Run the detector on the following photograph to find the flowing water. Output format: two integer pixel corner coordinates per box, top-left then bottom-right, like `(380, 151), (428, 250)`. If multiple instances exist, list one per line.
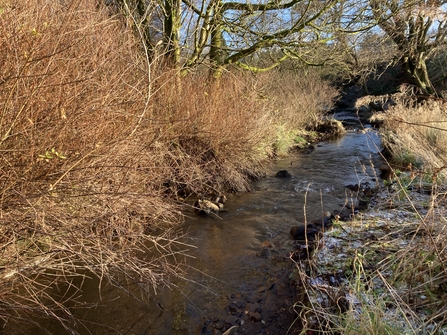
(25, 126), (384, 335)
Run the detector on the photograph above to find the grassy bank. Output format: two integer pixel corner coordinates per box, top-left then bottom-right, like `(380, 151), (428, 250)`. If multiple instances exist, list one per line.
(0, 0), (338, 331)
(292, 92), (447, 334)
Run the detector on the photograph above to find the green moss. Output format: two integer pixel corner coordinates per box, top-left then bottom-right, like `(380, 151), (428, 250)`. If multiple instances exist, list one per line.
(272, 126), (319, 155)
(293, 135), (307, 144)
(272, 125), (295, 155)
(393, 151), (423, 169)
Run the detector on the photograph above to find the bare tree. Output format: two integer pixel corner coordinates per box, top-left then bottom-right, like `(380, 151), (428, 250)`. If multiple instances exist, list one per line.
(164, 0), (182, 65)
(182, 0), (338, 76)
(369, 0), (447, 95)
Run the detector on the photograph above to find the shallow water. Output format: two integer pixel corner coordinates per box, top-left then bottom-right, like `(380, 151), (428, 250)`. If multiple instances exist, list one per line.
(24, 128), (383, 335)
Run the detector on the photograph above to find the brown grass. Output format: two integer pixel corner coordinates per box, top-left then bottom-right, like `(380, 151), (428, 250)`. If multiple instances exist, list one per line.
(260, 69), (339, 129)
(291, 183), (447, 334)
(291, 91), (447, 333)
(148, 70), (277, 195)
(0, 0), (188, 331)
(374, 92), (447, 175)
(0, 0), (338, 332)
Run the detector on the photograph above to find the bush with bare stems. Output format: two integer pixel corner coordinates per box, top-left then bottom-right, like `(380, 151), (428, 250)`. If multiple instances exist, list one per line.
(0, 0), (338, 332)
(0, 0), (192, 332)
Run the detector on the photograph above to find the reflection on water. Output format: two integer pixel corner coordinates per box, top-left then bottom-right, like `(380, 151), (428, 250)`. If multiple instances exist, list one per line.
(24, 130), (383, 335)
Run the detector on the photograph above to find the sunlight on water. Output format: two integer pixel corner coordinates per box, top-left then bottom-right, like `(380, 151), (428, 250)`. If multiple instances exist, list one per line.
(27, 130), (384, 335)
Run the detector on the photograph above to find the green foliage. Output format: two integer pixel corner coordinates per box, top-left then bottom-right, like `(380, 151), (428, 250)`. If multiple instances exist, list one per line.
(340, 301), (405, 335)
(293, 135), (307, 144)
(272, 126), (295, 155)
(273, 136), (293, 156)
(38, 148), (66, 162)
(393, 151), (423, 169)
(273, 130), (314, 155)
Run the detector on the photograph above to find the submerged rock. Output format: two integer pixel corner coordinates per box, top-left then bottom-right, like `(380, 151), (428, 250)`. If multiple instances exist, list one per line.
(275, 170), (292, 178)
(290, 212), (339, 243)
(289, 223), (321, 241)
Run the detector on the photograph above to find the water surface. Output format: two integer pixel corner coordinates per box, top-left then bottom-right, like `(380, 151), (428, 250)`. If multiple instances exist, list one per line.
(25, 129), (383, 335)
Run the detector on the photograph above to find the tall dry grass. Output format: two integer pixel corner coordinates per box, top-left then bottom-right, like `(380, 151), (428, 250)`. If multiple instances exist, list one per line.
(248, 69), (339, 155)
(0, 0), (338, 332)
(291, 92), (447, 335)
(261, 69), (339, 129)
(377, 93), (447, 174)
(147, 71), (277, 195)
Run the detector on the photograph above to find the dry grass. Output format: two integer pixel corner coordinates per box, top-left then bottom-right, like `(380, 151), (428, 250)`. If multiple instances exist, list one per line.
(252, 69), (339, 156)
(289, 114), (447, 334)
(0, 0), (188, 331)
(289, 88), (447, 333)
(0, 0), (338, 332)
(292, 182), (447, 334)
(261, 70), (339, 130)
(373, 91), (447, 175)
(148, 70), (277, 195)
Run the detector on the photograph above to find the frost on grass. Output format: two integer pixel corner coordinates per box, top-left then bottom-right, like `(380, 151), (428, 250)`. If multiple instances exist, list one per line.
(293, 177), (447, 334)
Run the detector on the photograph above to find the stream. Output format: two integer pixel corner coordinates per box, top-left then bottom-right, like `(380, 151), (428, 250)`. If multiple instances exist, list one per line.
(26, 122), (384, 335)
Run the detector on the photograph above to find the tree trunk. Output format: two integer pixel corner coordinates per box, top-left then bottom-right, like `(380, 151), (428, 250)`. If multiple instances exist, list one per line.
(209, 13), (228, 78)
(164, 0), (181, 67)
(136, 0), (154, 56)
(402, 53), (435, 95)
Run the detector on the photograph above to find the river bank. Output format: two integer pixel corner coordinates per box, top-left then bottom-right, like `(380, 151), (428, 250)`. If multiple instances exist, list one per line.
(15, 126), (382, 335)
(2, 3), (447, 334)
(195, 88), (447, 335)
(288, 86), (447, 335)
(167, 127), (386, 335)
(4, 107), (446, 335)
(206, 155), (447, 335)
(296, 173), (447, 334)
